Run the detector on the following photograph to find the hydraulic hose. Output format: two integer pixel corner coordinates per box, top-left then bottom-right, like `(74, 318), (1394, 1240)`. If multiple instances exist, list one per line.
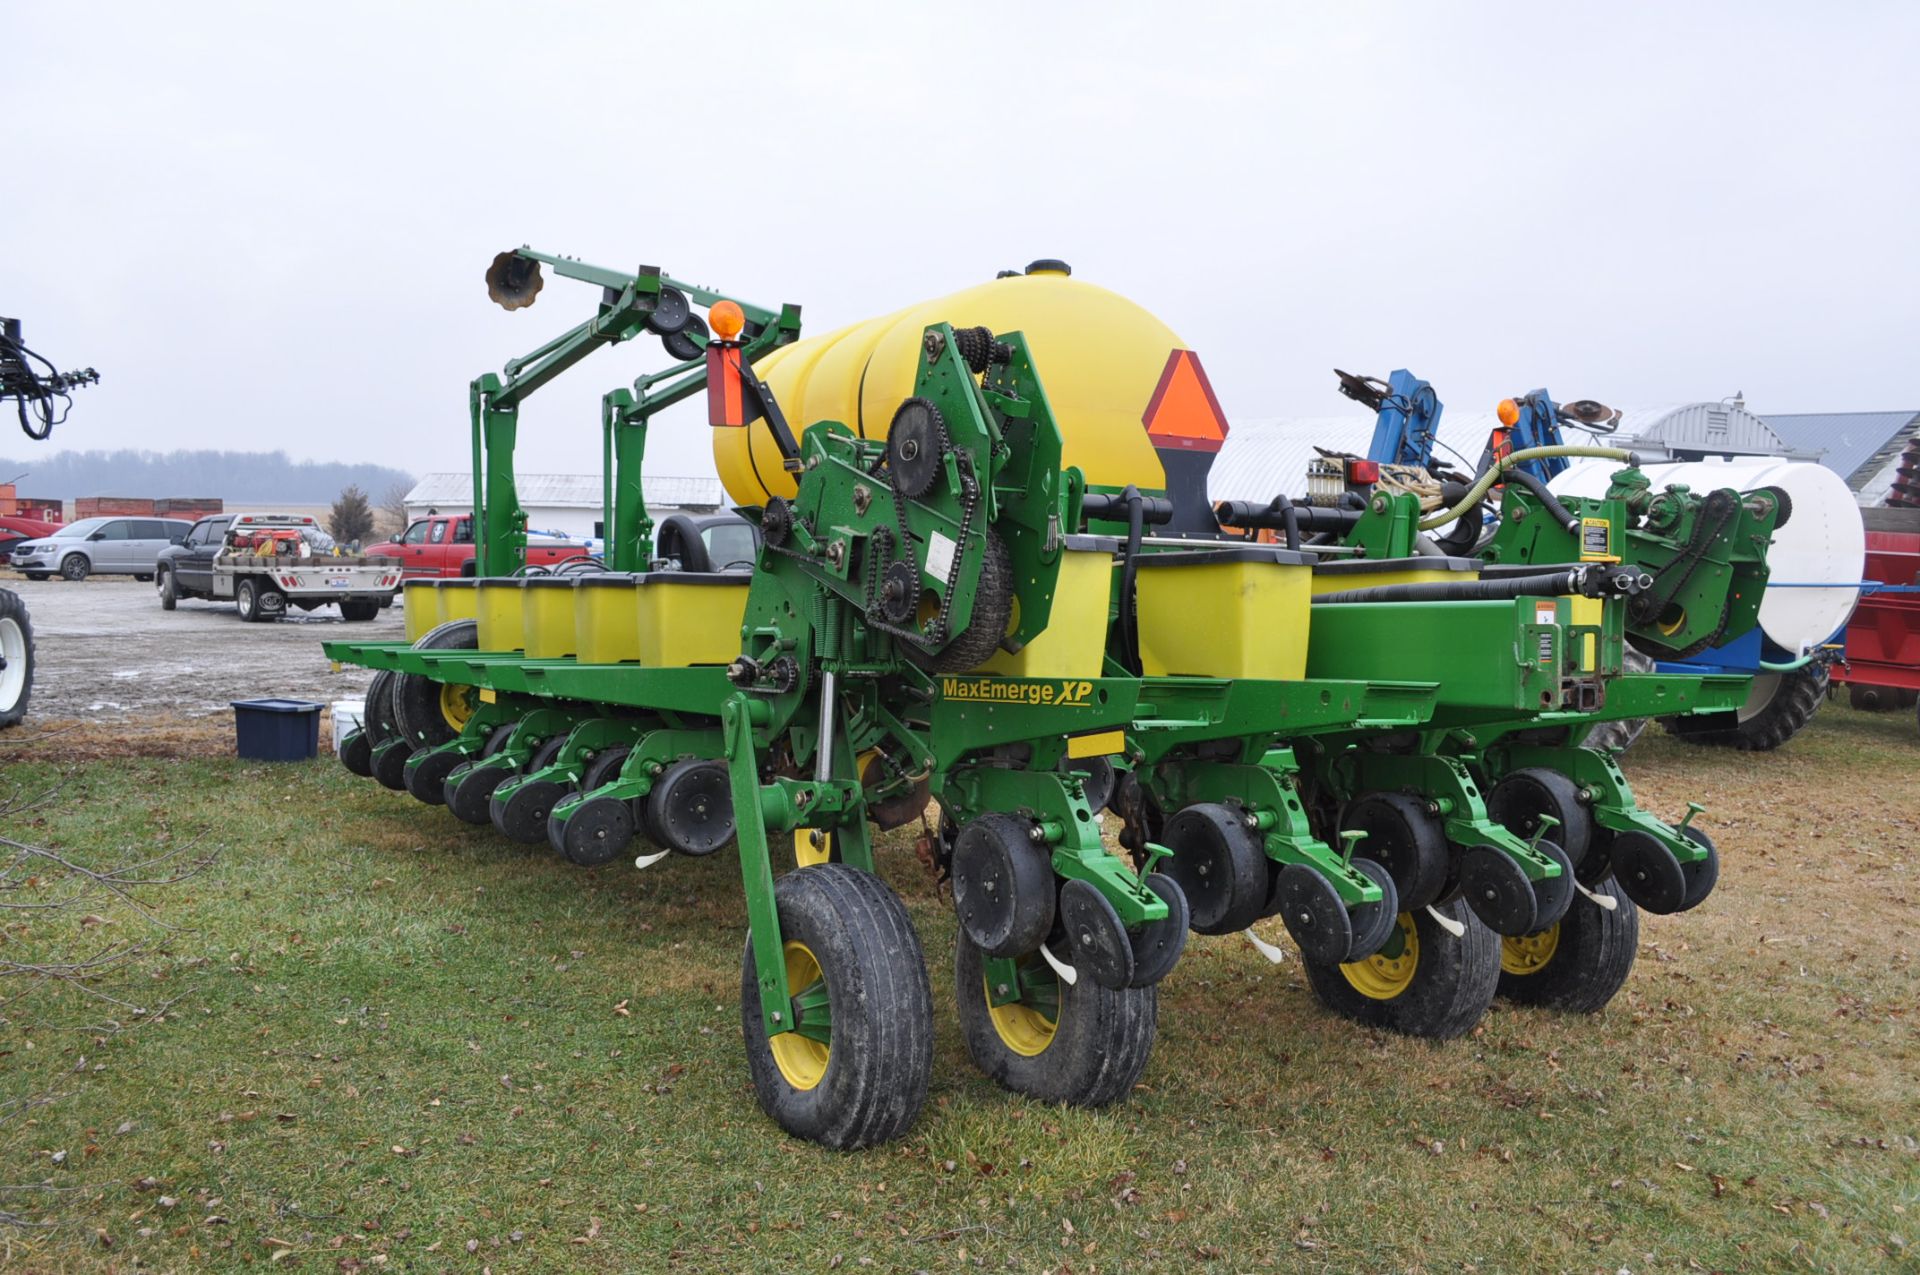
(1416, 445), (1637, 532)
(1214, 500), (1358, 537)
(1312, 562), (1641, 605)
(1500, 466), (1583, 533)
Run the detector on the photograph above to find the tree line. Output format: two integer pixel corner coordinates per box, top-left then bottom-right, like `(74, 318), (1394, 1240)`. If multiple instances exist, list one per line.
(0, 448), (414, 504)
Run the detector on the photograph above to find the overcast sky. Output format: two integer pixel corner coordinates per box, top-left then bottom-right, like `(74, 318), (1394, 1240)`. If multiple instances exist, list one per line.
(8, 2), (1917, 484)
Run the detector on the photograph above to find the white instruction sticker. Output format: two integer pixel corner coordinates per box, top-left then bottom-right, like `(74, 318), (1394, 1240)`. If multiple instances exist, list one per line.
(1534, 601), (1557, 626)
(924, 531), (956, 581)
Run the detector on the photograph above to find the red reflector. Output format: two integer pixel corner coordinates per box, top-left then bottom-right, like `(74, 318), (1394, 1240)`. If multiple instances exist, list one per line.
(706, 345), (745, 428)
(1347, 459), (1380, 483)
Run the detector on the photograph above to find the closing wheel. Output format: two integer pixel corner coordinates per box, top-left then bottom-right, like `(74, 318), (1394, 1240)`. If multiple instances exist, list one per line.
(1343, 857), (1401, 962)
(1527, 839), (1577, 932)
(1487, 767), (1593, 867)
(403, 746), (463, 806)
(1273, 864), (1355, 964)
(446, 760), (513, 825)
(1058, 879), (1134, 990)
(1302, 898), (1500, 1040)
(1340, 791), (1450, 912)
(392, 619), (479, 749)
(1159, 802), (1269, 936)
(951, 813), (1056, 959)
(553, 797), (634, 868)
(1127, 873), (1189, 988)
(647, 758), (735, 856)
(1458, 846), (1539, 936)
(1677, 825), (1718, 912)
(490, 736), (569, 845)
(740, 865), (933, 1149)
(1608, 830), (1688, 914)
(1497, 874), (1640, 1013)
(370, 739), (413, 791)
(956, 928), (1157, 1108)
(338, 729), (373, 778)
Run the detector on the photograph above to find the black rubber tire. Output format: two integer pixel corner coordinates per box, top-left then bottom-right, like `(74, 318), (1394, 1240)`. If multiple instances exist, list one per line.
(1341, 791), (1451, 913)
(1677, 825), (1719, 912)
(0, 589), (35, 728)
(1159, 802), (1269, 936)
(951, 812), (1057, 958)
(370, 739), (413, 791)
(1486, 767), (1593, 868)
(340, 598), (380, 622)
(1584, 644), (1656, 751)
(1344, 857), (1401, 961)
(393, 619), (480, 749)
(135, 573), (153, 583)
(955, 928), (1157, 1108)
(446, 760), (513, 825)
(1496, 874), (1639, 1013)
(236, 577), (262, 622)
(362, 670), (400, 748)
(59, 554), (89, 582)
(339, 729), (373, 778)
(740, 865), (933, 1149)
(926, 531), (1012, 674)
(157, 568), (177, 611)
(1662, 665), (1829, 751)
(1848, 683), (1916, 712)
(1302, 898), (1500, 1040)
(23, 572), (48, 582)
(404, 746), (463, 806)
(491, 736), (570, 844)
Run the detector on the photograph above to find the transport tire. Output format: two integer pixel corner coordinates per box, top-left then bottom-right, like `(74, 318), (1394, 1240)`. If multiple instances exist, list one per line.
(0, 590), (34, 728)
(1496, 874), (1638, 1013)
(157, 567), (177, 611)
(955, 927), (1157, 1108)
(59, 553), (90, 582)
(392, 620), (479, 749)
(1662, 665), (1829, 751)
(1302, 897), (1499, 1040)
(740, 865), (933, 1149)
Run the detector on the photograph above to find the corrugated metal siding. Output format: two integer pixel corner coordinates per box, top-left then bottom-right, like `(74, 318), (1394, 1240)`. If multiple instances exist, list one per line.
(1761, 411), (1920, 488)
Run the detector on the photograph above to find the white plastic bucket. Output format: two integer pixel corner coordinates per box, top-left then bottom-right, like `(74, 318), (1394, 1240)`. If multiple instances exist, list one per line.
(331, 699), (366, 754)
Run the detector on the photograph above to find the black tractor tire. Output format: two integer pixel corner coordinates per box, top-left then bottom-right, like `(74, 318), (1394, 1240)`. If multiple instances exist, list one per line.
(1496, 874), (1639, 1013)
(157, 567), (178, 611)
(0, 589), (35, 728)
(1302, 897), (1500, 1040)
(1662, 665), (1829, 751)
(59, 554), (90, 582)
(740, 865), (933, 1149)
(392, 619), (479, 749)
(955, 928), (1157, 1108)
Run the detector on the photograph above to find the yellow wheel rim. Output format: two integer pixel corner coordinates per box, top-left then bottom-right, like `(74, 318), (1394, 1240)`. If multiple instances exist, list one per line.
(439, 682), (476, 732)
(768, 941), (830, 1091)
(1500, 923), (1561, 977)
(794, 828), (831, 868)
(1340, 912), (1420, 1001)
(1657, 608), (1687, 637)
(984, 962), (1060, 1058)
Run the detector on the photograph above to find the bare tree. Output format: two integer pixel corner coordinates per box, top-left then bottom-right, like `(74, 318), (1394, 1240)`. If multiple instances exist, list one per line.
(378, 481), (413, 538)
(0, 775), (216, 1228)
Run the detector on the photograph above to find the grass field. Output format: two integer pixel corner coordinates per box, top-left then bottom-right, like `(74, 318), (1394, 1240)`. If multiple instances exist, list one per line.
(2, 705), (1916, 1273)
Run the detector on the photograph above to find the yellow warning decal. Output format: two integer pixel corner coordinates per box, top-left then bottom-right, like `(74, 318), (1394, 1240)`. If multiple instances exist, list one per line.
(939, 677), (1096, 707)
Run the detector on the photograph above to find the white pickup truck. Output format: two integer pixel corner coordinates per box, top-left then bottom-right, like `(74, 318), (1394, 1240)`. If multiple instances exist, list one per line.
(155, 512), (402, 622)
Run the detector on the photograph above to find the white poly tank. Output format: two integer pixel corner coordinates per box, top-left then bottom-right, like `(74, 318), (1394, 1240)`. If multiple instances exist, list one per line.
(1551, 458), (1865, 655)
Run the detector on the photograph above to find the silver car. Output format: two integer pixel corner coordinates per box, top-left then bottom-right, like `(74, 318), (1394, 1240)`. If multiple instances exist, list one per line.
(9, 516), (194, 581)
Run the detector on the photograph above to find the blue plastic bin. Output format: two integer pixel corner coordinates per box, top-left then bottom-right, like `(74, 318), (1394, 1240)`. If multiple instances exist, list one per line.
(231, 698), (324, 762)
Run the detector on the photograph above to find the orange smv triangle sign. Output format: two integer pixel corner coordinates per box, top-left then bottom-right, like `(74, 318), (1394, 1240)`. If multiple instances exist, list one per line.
(1142, 350), (1229, 453)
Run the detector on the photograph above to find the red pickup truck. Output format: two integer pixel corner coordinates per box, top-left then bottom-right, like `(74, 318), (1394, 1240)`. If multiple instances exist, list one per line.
(370, 515), (592, 579)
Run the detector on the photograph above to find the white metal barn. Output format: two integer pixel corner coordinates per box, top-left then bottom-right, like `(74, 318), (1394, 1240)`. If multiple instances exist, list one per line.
(401, 473), (728, 542)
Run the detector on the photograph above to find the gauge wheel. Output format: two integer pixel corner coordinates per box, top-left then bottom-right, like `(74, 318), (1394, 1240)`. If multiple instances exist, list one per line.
(1302, 897), (1499, 1040)
(955, 926), (1157, 1107)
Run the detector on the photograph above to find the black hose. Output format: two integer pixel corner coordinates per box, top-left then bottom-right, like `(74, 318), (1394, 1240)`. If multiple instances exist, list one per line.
(1313, 570), (1588, 605)
(1501, 467), (1581, 532)
(1215, 500), (1358, 536)
(1432, 480), (1483, 556)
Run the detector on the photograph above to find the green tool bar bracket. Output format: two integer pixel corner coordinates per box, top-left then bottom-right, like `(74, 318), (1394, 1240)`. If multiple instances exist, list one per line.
(923, 676), (1140, 772)
(547, 725), (722, 825)
(1128, 676), (1438, 762)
